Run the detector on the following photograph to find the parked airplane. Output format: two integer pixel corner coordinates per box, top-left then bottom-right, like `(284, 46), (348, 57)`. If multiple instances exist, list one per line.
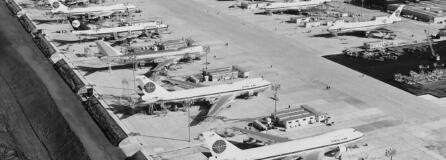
(136, 76), (271, 117)
(48, 0), (137, 17)
(327, 5), (404, 36)
(69, 18), (168, 39)
(202, 128), (364, 160)
(96, 40), (204, 69)
(55, 0), (89, 6)
(261, 0), (332, 15)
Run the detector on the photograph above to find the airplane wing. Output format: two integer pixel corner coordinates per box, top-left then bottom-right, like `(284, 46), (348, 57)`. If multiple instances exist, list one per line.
(231, 127), (289, 144)
(92, 11), (114, 18)
(165, 78), (206, 89)
(207, 94), (236, 117)
(143, 59), (176, 78)
(152, 59), (175, 71)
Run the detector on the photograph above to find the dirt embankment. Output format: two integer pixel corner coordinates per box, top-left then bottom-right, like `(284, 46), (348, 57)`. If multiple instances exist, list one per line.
(0, 2), (125, 160)
(0, 38), (90, 160)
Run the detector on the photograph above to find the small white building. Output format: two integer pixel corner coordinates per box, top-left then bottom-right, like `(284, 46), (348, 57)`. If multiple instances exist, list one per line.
(271, 105), (328, 129)
(280, 113), (316, 129)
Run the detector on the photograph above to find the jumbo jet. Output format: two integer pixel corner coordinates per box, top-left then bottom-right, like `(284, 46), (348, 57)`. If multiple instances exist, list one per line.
(261, 0), (332, 15)
(136, 76), (271, 118)
(70, 20), (168, 39)
(48, 0), (137, 17)
(202, 128), (364, 160)
(327, 5), (404, 36)
(96, 40), (203, 69)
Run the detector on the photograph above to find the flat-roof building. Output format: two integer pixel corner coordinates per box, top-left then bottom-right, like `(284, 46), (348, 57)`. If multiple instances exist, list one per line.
(271, 105), (328, 129)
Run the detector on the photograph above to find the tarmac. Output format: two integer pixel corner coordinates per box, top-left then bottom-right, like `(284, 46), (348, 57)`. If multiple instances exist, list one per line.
(123, 0), (446, 159)
(10, 0), (446, 159)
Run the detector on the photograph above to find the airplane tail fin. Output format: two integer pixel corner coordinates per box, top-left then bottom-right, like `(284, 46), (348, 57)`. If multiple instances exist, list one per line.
(96, 40), (123, 57)
(68, 18), (90, 31)
(49, 0), (69, 14)
(135, 76), (169, 103)
(201, 131), (241, 160)
(389, 5), (404, 22)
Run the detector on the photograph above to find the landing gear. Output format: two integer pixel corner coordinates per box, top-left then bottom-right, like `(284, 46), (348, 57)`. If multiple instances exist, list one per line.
(266, 11), (272, 16)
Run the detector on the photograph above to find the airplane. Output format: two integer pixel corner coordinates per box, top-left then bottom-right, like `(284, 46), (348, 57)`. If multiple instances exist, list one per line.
(135, 76), (271, 118)
(327, 5), (405, 37)
(202, 128), (364, 160)
(260, 0), (332, 15)
(70, 20), (168, 39)
(49, 0), (89, 6)
(48, 0), (137, 18)
(96, 40), (204, 70)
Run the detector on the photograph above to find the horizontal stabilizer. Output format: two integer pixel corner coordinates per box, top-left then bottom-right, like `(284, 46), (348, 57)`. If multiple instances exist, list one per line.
(231, 127), (290, 144)
(165, 78), (206, 89)
(96, 40), (123, 56)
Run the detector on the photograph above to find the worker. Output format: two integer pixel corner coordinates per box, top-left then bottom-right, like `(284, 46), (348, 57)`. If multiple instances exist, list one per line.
(288, 105), (291, 109)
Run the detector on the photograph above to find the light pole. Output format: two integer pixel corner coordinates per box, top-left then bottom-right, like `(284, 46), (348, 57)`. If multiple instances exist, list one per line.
(385, 148), (396, 160)
(271, 84), (281, 113)
(185, 99), (193, 142)
(204, 46), (210, 72)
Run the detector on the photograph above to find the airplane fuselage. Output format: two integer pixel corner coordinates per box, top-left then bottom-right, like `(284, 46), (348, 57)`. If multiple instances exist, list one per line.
(327, 5), (405, 35)
(138, 77), (271, 104)
(327, 17), (395, 34)
(56, 4), (136, 15)
(162, 78), (271, 102)
(261, 0), (331, 12)
(72, 22), (168, 37)
(205, 128), (364, 160)
(106, 45), (204, 64)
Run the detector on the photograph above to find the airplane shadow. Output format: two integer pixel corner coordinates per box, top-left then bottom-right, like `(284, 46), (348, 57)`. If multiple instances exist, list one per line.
(229, 140), (262, 150)
(108, 104), (149, 119)
(311, 33), (337, 38)
(189, 103), (211, 127)
(220, 117), (259, 123)
(312, 31), (366, 38)
(76, 64), (137, 76)
(254, 10), (301, 16)
(33, 19), (64, 25)
(312, 29), (393, 38)
(128, 132), (188, 142)
(52, 38), (99, 46)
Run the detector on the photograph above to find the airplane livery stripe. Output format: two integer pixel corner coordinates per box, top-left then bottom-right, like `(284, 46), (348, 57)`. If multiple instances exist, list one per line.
(256, 137), (362, 160)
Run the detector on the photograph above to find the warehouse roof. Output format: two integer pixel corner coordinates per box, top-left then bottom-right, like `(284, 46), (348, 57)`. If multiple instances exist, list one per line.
(271, 107), (305, 117)
(280, 113), (314, 123)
